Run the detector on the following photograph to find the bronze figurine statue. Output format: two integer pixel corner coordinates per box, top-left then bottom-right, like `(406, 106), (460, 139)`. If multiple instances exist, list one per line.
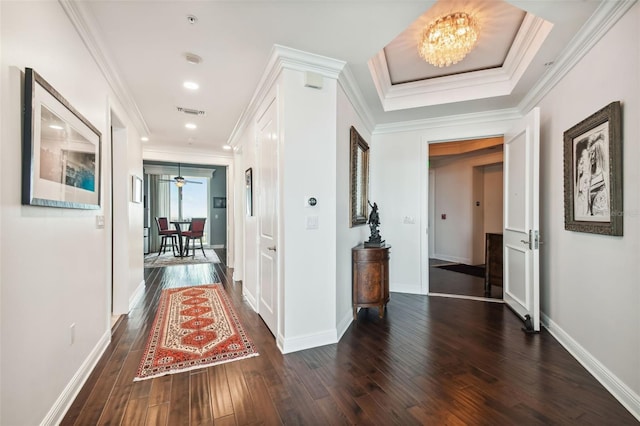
(365, 200), (385, 247)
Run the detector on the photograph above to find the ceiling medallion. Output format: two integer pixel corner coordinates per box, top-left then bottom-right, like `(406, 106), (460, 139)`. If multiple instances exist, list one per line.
(418, 12), (479, 67)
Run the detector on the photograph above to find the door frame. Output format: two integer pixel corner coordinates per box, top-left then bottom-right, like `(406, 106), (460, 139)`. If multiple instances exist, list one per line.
(420, 118), (520, 297)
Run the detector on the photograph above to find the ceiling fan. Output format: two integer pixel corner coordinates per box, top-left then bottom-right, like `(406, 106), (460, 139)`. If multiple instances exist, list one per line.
(160, 163), (202, 187)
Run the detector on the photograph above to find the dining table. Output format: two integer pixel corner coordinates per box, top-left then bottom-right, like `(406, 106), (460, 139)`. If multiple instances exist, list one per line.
(170, 220), (192, 257)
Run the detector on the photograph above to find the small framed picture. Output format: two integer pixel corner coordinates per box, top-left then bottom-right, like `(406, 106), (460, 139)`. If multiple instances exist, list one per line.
(132, 175), (143, 203)
(213, 197), (226, 208)
(245, 168), (253, 216)
(563, 101), (622, 235)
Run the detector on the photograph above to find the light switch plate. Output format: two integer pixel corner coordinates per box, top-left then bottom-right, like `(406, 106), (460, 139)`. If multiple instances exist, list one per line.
(96, 215), (105, 229)
(306, 215), (319, 229)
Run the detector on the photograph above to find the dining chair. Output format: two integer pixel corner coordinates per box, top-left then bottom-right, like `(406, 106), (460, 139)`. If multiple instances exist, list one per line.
(181, 217), (207, 258)
(155, 217), (178, 256)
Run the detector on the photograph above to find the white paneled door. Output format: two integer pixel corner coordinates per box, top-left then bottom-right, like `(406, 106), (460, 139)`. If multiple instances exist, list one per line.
(503, 108), (541, 331)
(257, 99), (279, 336)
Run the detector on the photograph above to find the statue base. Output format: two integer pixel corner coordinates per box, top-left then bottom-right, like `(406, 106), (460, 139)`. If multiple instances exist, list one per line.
(364, 240), (385, 248)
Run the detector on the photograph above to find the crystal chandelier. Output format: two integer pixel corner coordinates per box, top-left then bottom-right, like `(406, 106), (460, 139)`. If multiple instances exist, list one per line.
(418, 12), (479, 67)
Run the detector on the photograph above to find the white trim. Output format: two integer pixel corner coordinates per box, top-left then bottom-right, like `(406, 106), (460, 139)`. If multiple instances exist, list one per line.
(336, 309), (353, 341)
(142, 148), (233, 166)
(519, 0), (638, 113)
(541, 313), (640, 421)
(429, 293), (505, 304)
(368, 14), (552, 111)
(279, 329), (338, 354)
(59, 0), (149, 137)
(431, 254), (472, 265)
(390, 283), (426, 295)
(337, 65), (375, 134)
(228, 44), (346, 148)
(40, 330), (110, 426)
(129, 280), (145, 312)
(374, 108), (522, 135)
(242, 289), (257, 312)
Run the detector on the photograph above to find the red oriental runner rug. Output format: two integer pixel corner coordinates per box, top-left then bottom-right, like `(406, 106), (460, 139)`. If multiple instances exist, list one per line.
(134, 284), (258, 381)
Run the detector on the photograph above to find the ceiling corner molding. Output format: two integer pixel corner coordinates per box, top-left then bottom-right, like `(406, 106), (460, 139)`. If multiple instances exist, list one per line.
(59, 0), (150, 137)
(338, 65), (375, 134)
(143, 146), (233, 166)
(373, 108), (522, 135)
(368, 13), (552, 112)
(519, 0), (638, 114)
(502, 14), (554, 91)
(228, 44), (346, 147)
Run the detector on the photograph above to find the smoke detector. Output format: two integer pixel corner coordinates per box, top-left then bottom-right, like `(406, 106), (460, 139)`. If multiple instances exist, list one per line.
(186, 14), (198, 24)
(185, 52), (202, 65)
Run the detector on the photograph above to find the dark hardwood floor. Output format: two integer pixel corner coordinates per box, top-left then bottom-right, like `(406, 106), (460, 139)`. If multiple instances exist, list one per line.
(429, 258), (503, 299)
(62, 250), (637, 425)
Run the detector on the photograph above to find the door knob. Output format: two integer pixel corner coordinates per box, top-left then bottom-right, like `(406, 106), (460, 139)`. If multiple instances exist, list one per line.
(267, 246), (276, 252)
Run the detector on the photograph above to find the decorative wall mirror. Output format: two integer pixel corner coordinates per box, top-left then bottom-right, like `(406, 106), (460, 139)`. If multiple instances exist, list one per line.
(349, 126), (369, 227)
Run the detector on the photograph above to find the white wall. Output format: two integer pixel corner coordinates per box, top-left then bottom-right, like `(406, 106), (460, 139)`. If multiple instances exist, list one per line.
(429, 151), (503, 264)
(537, 3), (640, 410)
(336, 85), (370, 330)
(370, 131), (424, 294)
(372, 4), (640, 417)
(0, 2), (143, 424)
(280, 69), (338, 351)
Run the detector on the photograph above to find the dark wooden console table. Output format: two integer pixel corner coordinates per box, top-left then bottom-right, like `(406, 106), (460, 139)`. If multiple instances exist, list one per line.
(352, 244), (390, 319)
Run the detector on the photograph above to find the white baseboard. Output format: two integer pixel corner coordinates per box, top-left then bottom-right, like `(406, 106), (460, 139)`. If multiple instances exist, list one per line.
(336, 309), (353, 341)
(541, 312), (640, 421)
(391, 282), (426, 295)
(232, 270), (243, 282)
(279, 329), (338, 354)
(129, 280), (145, 312)
(242, 288), (257, 311)
(211, 244), (225, 249)
(432, 254), (471, 264)
(40, 330), (111, 426)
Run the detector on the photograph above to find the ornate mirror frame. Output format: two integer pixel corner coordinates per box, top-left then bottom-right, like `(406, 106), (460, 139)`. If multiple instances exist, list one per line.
(349, 126), (369, 227)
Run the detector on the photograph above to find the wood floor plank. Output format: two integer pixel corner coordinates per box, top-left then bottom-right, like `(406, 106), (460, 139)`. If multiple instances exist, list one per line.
(225, 361), (258, 425)
(190, 371), (213, 424)
(167, 373), (190, 426)
(207, 366), (234, 419)
(61, 252), (638, 425)
(145, 402), (170, 426)
(148, 374), (173, 406)
(121, 396), (149, 426)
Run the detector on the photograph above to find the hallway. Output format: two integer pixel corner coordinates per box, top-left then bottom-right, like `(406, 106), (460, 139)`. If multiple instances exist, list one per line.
(62, 256), (635, 424)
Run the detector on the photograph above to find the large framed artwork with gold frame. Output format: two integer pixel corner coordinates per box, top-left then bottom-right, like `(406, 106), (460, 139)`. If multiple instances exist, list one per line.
(349, 126), (369, 227)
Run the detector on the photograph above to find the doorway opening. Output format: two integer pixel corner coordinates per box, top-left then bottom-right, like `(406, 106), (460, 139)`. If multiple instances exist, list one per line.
(143, 161), (227, 254)
(427, 136), (504, 301)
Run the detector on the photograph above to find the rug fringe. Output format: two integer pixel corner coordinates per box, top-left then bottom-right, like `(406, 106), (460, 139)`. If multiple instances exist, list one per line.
(134, 353), (259, 382)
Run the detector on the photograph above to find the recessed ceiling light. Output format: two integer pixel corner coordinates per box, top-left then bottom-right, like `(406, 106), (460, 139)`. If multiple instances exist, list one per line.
(185, 123), (197, 130)
(141, 136), (149, 142)
(183, 81), (199, 90)
(222, 144), (232, 150)
(186, 14), (198, 25)
(49, 124), (63, 130)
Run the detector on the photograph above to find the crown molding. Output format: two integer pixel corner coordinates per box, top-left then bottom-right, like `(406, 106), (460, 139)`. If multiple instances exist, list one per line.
(59, 0), (149, 138)
(143, 146), (233, 166)
(373, 107), (522, 135)
(337, 65), (375, 134)
(228, 44), (346, 147)
(519, 0), (638, 113)
(368, 13), (552, 112)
